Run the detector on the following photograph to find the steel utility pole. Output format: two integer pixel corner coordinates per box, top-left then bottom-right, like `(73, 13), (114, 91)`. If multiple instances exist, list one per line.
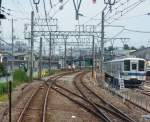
(64, 38), (67, 69)
(11, 19), (14, 75)
(49, 33), (52, 74)
(8, 80), (12, 122)
(100, 6), (107, 73)
(30, 11), (34, 82)
(39, 37), (42, 79)
(0, 0), (1, 25)
(79, 49), (81, 70)
(70, 47), (72, 63)
(8, 18), (14, 122)
(73, 0), (82, 20)
(92, 35), (95, 78)
(0, 0), (1, 9)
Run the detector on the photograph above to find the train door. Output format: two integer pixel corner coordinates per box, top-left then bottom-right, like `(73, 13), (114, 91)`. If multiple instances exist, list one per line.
(131, 61), (138, 79)
(131, 62), (137, 71)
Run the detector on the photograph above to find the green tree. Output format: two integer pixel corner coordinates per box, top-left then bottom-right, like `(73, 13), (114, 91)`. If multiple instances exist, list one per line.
(140, 45), (145, 50)
(0, 63), (5, 76)
(123, 44), (130, 50)
(130, 46), (137, 50)
(107, 46), (114, 51)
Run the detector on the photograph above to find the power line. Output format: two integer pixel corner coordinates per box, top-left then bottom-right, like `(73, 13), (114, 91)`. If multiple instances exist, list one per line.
(49, 0), (53, 8)
(29, 0), (35, 11)
(51, 0), (70, 18)
(105, 0), (146, 24)
(33, 0), (41, 12)
(115, 13), (149, 21)
(124, 28), (150, 34)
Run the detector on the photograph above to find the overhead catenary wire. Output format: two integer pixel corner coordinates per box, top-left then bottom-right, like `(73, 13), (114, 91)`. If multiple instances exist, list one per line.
(49, 0), (53, 8)
(29, 0), (35, 11)
(51, 0), (70, 18)
(124, 28), (150, 34)
(83, 0), (126, 26)
(105, 0), (146, 24)
(106, 26), (150, 44)
(95, 0), (145, 26)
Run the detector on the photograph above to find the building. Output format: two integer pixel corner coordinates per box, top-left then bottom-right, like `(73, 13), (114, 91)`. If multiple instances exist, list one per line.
(130, 47), (150, 60)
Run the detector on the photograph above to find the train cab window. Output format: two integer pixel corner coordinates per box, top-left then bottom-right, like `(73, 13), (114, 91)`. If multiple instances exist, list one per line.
(132, 63), (137, 70)
(139, 60), (144, 71)
(124, 60), (130, 71)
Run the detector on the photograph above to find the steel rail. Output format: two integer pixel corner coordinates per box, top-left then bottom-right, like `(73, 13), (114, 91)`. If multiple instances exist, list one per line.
(109, 88), (150, 113)
(81, 81), (135, 122)
(42, 71), (79, 122)
(80, 72), (135, 122)
(42, 85), (50, 122)
(17, 86), (41, 122)
(79, 73), (136, 122)
(52, 72), (112, 122)
(73, 72), (112, 122)
(52, 85), (110, 122)
(17, 71), (71, 122)
(54, 81), (134, 122)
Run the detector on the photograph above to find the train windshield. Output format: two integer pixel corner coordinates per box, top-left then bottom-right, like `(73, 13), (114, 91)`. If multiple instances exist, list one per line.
(138, 60), (145, 71)
(124, 60), (130, 71)
(132, 63), (137, 70)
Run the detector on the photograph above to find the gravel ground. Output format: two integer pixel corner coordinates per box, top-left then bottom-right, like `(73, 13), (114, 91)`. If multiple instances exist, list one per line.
(0, 81), (43, 122)
(1, 71), (149, 122)
(46, 72), (100, 122)
(46, 89), (99, 122)
(84, 72), (149, 122)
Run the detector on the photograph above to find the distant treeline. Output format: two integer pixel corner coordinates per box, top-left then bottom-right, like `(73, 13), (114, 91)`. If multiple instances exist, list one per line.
(0, 63), (7, 77)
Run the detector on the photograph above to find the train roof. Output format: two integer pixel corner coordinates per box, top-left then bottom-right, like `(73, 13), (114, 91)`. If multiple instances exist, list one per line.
(105, 57), (145, 63)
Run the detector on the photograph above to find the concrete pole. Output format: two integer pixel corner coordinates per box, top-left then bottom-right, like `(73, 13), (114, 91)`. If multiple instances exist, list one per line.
(79, 49), (81, 70)
(92, 35), (95, 78)
(49, 33), (52, 74)
(11, 19), (14, 76)
(64, 38), (67, 69)
(0, 0), (2, 25)
(30, 11), (34, 82)
(8, 81), (12, 122)
(39, 37), (42, 79)
(71, 47), (73, 65)
(100, 10), (105, 73)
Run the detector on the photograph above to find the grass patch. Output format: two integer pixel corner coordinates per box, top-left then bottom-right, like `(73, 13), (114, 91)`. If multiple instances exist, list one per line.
(0, 94), (7, 102)
(39, 69), (60, 77)
(13, 69), (28, 82)
(46, 70), (61, 76)
(0, 83), (7, 95)
(0, 69), (29, 101)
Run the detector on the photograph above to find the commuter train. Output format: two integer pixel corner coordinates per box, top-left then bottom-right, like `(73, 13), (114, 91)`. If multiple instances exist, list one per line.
(104, 58), (146, 87)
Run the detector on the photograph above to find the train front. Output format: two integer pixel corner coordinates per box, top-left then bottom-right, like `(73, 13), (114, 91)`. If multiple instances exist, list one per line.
(122, 58), (145, 87)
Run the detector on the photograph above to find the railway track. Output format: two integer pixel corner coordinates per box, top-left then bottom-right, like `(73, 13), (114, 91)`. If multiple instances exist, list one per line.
(137, 88), (150, 97)
(52, 71), (136, 122)
(17, 84), (48, 122)
(16, 71), (74, 122)
(43, 71), (74, 122)
(75, 72), (136, 122)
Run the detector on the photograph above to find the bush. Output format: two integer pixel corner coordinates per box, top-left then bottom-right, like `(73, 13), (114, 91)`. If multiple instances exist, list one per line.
(0, 83), (7, 95)
(43, 70), (59, 77)
(0, 69), (29, 99)
(0, 63), (7, 76)
(13, 69), (28, 82)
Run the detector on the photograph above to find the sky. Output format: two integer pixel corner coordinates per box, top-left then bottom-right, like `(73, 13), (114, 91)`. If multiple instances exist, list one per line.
(1, 0), (150, 49)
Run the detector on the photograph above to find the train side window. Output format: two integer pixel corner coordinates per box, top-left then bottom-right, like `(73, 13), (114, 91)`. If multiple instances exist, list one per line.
(124, 60), (130, 71)
(139, 60), (144, 71)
